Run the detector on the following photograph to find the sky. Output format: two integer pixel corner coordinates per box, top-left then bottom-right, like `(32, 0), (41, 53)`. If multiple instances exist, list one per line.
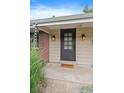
(30, 0), (93, 19)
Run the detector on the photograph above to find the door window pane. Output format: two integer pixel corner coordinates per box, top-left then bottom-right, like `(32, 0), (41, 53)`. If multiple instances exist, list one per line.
(64, 32), (73, 50)
(68, 33), (72, 36)
(68, 46), (72, 49)
(64, 33), (68, 36)
(64, 37), (68, 41)
(68, 37), (72, 41)
(64, 46), (68, 49)
(64, 42), (68, 45)
(68, 42), (72, 45)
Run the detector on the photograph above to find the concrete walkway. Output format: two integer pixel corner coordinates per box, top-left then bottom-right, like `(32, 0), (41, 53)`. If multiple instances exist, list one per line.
(42, 63), (93, 93)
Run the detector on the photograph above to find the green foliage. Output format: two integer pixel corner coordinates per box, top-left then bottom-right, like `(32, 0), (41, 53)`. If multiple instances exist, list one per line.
(80, 85), (93, 93)
(83, 5), (93, 13)
(30, 48), (45, 93)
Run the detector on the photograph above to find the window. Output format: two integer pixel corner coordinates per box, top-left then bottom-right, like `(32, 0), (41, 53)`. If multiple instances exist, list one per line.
(64, 33), (72, 49)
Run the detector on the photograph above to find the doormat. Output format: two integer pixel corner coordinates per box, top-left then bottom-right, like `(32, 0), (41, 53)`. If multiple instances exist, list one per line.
(61, 64), (74, 68)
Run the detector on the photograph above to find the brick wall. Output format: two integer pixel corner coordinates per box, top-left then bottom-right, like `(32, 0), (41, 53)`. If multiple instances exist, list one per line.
(39, 31), (49, 63)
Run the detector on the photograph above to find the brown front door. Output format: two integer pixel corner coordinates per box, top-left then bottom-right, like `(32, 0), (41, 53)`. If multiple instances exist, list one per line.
(61, 28), (76, 61)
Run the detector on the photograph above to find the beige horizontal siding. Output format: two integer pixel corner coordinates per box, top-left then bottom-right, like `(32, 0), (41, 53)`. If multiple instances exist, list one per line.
(49, 27), (93, 65)
(49, 30), (60, 63)
(76, 27), (93, 65)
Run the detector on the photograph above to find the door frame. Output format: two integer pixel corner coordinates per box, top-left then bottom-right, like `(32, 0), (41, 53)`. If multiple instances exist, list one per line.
(60, 28), (76, 61)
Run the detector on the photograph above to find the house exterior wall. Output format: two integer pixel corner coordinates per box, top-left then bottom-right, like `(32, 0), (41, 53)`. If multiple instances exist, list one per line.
(76, 27), (93, 65)
(49, 29), (60, 63)
(39, 32), (49, 62)
(49, 27), (93, 65)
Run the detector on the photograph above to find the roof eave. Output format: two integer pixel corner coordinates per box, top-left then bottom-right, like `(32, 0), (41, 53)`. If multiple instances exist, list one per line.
(30, 13), (93, 25)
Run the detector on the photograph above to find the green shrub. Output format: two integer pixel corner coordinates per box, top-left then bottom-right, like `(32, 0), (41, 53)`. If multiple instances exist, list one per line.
(80, 85), (93, 93)
(30, 48), (46, 93)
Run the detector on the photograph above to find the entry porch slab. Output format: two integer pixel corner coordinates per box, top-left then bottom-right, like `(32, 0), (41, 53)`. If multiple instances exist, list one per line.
(42, 63), (92, 93)
(45, 63), (93, 85)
